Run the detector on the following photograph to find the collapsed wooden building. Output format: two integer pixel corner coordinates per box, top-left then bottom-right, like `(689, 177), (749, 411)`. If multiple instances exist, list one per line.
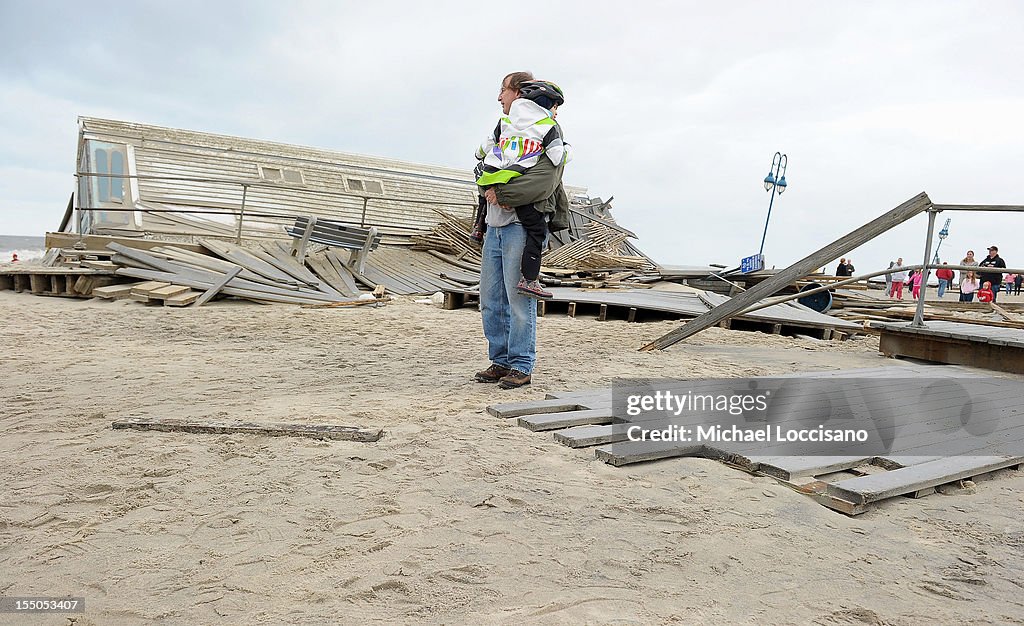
(0, 117), (856, 337)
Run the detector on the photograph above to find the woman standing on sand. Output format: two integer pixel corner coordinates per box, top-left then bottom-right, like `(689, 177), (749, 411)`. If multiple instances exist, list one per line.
(960, 250), (978, 285)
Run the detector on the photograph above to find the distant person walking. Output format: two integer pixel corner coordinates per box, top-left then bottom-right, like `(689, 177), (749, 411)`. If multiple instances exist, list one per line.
(978, 245), (1006, 303)
(890, 258), (906, 300)
(1015, 273), (1023, 296)
(845, 259), (855, 276)
(935, 263), (954, 298)
(1004, 274), (1016, 295)
(884, 261), (895, 296)
(959, 271), (979, 302)
(836, 258), (848, 276)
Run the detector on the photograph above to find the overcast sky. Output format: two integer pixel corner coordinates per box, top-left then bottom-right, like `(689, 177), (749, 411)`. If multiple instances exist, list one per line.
(2, 1), (1023, 273)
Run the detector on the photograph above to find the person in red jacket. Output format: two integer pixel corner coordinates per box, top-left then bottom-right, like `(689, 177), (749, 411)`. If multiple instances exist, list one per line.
(935, 262), (955, 298)
(977, 281), (995, 303)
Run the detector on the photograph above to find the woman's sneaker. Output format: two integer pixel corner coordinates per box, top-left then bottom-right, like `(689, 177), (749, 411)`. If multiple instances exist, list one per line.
(517, 278), (552, 299)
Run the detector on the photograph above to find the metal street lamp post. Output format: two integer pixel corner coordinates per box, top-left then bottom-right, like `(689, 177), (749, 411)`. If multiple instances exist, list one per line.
(759, 151), (788, 258)
(932, 218), (951, 265)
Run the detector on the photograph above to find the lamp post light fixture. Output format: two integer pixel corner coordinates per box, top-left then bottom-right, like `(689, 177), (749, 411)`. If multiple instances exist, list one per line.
(759, 151), (788, 258)
(932, 217), (951, 265)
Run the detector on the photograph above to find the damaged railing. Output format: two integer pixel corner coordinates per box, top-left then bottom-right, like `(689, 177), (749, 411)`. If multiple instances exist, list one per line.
(74, 171), (477, 244)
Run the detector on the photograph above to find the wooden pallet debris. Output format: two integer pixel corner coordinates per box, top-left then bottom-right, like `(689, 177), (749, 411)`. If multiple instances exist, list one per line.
(486, 365), (1024, 515)
(411, 205), (655, 285)
(112, 417), (383, 442)
(129, 281), (171, 304)
(542, 222), (655, 272)
(0, 266), (119, 298)
(410, 209), (482, 265)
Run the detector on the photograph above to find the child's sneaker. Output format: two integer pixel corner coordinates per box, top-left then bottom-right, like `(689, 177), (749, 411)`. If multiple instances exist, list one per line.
(517, 278), (552, 299)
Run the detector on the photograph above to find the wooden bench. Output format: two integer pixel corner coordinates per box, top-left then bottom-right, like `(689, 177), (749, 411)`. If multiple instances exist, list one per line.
(285, 216), (382, 274)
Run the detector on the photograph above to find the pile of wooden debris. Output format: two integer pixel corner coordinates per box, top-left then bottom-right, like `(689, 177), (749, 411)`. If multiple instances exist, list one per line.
(2, 232), (478, 306)
(829, 287), (1024, 331)
(410, 198), (659, 287)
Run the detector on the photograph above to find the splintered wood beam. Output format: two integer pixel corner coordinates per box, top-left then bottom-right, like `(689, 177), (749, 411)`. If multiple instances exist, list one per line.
(641, 192), (933, 350)
(112, 417), (383, 442)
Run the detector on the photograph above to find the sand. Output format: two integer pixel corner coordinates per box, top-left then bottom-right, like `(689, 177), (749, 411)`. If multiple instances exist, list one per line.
(1, 291), (1023, 624)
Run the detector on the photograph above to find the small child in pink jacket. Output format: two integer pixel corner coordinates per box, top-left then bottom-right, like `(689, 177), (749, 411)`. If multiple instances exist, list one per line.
(911, 270), (924, 300)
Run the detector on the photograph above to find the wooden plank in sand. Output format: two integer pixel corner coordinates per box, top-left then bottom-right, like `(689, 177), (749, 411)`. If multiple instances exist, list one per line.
(324, 250), (362, 296)
(486, 398), (594, 419)
(110, 244), (348, 304)
(199, 238), (299, 286)
(553, 423), (633, 448)
(248, 244), (324, 291)
(130, 281), (171, 300)
(92, 283), (136, 299)
(826, 455), (1023, 505)
(115, 266), (349, 306)
(263, 240), (329, 289)
(306, 252), (353, 296)
(163, 291), (201, 307)
(150, 245), (293, 290)
(518, 408), (617, 432)
(193, 266), (243, 306)
(112, 417), (383, 442)
(147, 284), (192, 299)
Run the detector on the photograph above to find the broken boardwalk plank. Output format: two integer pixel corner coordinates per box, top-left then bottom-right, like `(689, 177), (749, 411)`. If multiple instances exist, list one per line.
(112, 417), (383, 442)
